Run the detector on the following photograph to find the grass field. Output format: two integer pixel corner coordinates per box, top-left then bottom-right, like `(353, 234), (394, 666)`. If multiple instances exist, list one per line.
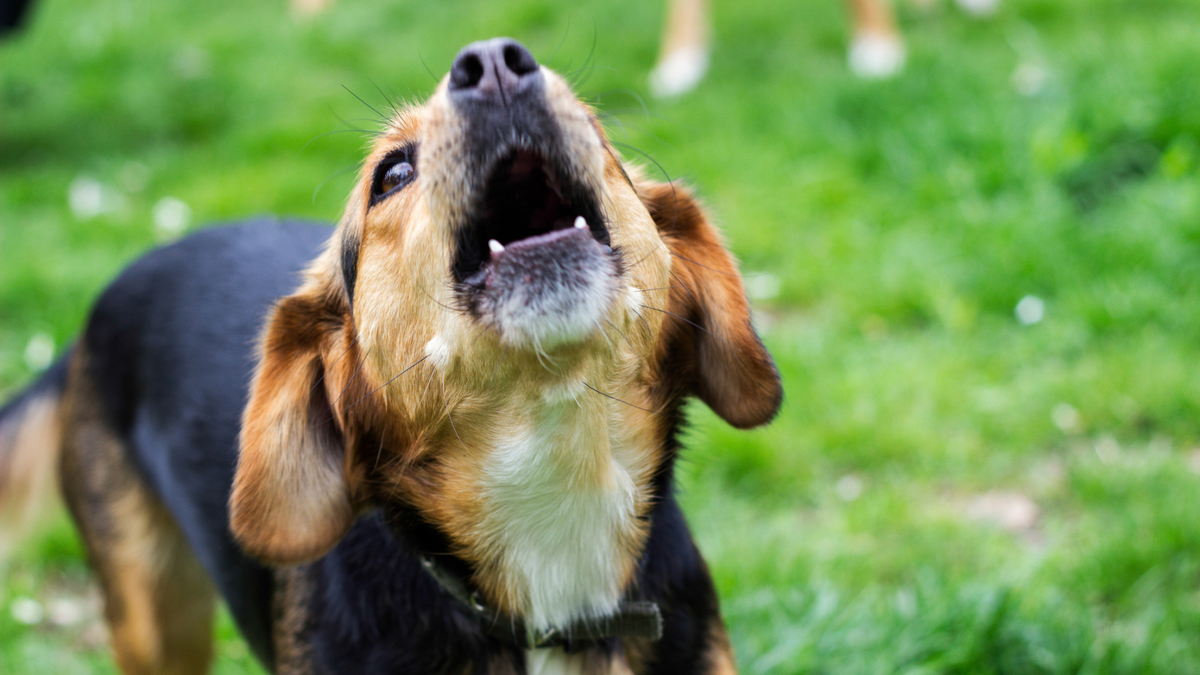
(3, 0), (1200, 672)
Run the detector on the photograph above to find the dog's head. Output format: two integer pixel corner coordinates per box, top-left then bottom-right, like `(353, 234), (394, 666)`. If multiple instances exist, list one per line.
(230, 39), (781, 621)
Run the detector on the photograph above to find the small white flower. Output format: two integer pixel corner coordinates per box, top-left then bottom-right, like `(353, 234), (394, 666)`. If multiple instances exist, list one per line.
(46, 599), (85, 627)
(1094, 435), (1120, 464)
(835, 474), (864, 502)
(1015, 295), (1045, 325)
(153, 197), (192, 240)
(68, 176), (125, 219)
(68, 177), (105, 219)
(11, 597), (44, 625)
(744, 272), (781, 301)
(1012, 63), (1049, 97)
(172, 46), (211, 80)
(23, 332), (55, 371)
(1051, 403), (1080, 433)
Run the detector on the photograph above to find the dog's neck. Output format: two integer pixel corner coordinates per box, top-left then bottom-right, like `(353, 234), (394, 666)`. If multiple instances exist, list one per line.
(472, 375), (651, 631)
(376, 312), (663, 631)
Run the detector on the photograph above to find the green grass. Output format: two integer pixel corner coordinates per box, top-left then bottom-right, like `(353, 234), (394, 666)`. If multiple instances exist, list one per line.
(3, 0), (1200, 672)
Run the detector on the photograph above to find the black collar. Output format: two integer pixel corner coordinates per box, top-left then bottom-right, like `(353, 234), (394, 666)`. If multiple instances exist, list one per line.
(419, 555), (663, 650)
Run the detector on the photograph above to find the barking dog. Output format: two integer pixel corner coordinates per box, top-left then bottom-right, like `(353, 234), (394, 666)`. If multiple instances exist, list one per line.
(0, 38), (782, 674)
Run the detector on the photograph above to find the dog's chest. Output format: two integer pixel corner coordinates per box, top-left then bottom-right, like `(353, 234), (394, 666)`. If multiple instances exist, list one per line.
(477, 394), (639, 632)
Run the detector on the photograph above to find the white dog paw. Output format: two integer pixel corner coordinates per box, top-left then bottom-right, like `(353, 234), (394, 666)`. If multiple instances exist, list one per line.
(848, 32), (906, 79)
(649, 47), (710, 98)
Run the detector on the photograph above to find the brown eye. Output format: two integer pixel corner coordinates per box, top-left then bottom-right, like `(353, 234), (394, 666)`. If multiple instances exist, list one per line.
(382, 161), (414, 192)
(370, 145), (418, 206)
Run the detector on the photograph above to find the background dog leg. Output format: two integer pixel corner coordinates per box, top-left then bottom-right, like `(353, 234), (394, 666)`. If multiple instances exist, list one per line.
(649, 0), (710, 97)
(846, 0), (906, 78)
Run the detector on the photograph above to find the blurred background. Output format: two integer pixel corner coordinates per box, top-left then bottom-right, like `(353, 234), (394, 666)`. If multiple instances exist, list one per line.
(3, 0), (1200, 672)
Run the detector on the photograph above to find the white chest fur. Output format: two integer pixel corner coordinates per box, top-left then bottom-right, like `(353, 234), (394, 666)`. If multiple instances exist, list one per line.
(477, 391), (639, 632)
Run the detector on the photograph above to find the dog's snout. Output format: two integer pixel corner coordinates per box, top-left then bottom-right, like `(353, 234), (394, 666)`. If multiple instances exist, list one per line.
(449, 38), (541, 104)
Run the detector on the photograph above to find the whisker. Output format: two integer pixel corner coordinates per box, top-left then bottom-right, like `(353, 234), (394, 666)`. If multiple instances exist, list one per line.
(669, 250), (743, 278)
(609, 141), (673, 185)
(331, 347), (371, 408)
(629, 304), (653, 339)
(602, 114), (630, 143)
(309, 333), (360, 397)
(369, 78), (399, 115)
(420, 286), (465, 315)
(668, 268), (715, 331)
(603, 318), (636, 351)
(582, 381), (654, 413)
(624, 241), (666, 273)
(416, 47), (438, 84)
(300, 128), (375, 156)
(421, 365), (438, 403)
(441, 378), (467, 451)
(328, 107), (384, 141)
(641, 304), (722, 341)
(565, 23), (600, 88)
(341, 84), (388, 122)
(530, 334), (558, 372)
(340, 354), (430, 416)
(635, 285), (690, 292)
(374, 436), (386, 472)
(543, 16), (572, 67)
(592, 88), (649, 117)
(486, 345), (510, 389)
(597, 318), (618, 354)
(311, 163), (361, 204)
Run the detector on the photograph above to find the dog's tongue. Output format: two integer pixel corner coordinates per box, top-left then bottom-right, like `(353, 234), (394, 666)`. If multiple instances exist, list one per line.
(484, 226), (606, 290)
(471, 219), (617, 350)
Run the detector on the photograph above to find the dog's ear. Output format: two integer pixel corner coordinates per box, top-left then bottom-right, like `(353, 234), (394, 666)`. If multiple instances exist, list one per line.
(230, 283), (356, 566)
(639, 181), (783, 428)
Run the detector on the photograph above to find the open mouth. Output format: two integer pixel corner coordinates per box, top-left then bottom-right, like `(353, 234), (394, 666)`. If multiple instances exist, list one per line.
(455, 150), (610, 287)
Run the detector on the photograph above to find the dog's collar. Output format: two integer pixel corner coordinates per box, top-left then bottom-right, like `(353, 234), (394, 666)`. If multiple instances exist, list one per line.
(419, 555), (663, 649)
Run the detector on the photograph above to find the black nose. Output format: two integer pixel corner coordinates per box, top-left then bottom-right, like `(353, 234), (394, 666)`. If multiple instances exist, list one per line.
(449, 38), (541, 104)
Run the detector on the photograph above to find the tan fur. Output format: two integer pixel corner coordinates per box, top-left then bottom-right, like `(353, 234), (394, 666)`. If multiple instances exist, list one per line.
(656, 0), (711, 65)
(60, 352), (216, 675)
(0, 394), (61, 559)
(704, 623), (739, 675)
(230, 60), (778, 654)
(847, 0), (901, 37)
(230, 281), (362, 565)
(636, 178), (782, 429)
(274, 566), (317, 675)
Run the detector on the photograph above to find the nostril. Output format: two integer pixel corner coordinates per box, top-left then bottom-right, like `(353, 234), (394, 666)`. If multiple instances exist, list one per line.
(503, 44), (538, 76)
(450, 53), (485, 90)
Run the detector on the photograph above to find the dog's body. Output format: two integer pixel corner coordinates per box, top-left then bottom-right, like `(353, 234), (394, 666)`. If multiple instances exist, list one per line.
(0, 40), (780, 674)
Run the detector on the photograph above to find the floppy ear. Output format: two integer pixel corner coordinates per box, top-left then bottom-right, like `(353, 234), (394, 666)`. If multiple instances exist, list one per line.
(639, 181), (783, 429)
(229, 287), (356, 566)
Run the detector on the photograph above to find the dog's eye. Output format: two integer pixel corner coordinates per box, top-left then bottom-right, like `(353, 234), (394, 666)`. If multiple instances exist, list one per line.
(382, 161), (414, 192)
(370, 146), (418, 205)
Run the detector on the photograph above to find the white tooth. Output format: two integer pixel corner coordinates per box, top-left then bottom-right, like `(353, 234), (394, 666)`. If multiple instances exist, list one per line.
(488, 239), (505, 254)
(574, 216), (587, 230)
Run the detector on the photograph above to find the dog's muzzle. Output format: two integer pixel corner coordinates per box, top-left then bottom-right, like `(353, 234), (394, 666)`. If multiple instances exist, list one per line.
(448, 39), (617, 350)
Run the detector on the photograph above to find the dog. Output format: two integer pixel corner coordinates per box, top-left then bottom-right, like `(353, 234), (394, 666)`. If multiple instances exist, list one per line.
(649, 0), (1001, 96)
(0, 38), (782, 674)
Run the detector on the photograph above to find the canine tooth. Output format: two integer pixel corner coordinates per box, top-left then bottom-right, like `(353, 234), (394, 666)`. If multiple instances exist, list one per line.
(574, 216), (587, 230)
(488, 239), (505, 254)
